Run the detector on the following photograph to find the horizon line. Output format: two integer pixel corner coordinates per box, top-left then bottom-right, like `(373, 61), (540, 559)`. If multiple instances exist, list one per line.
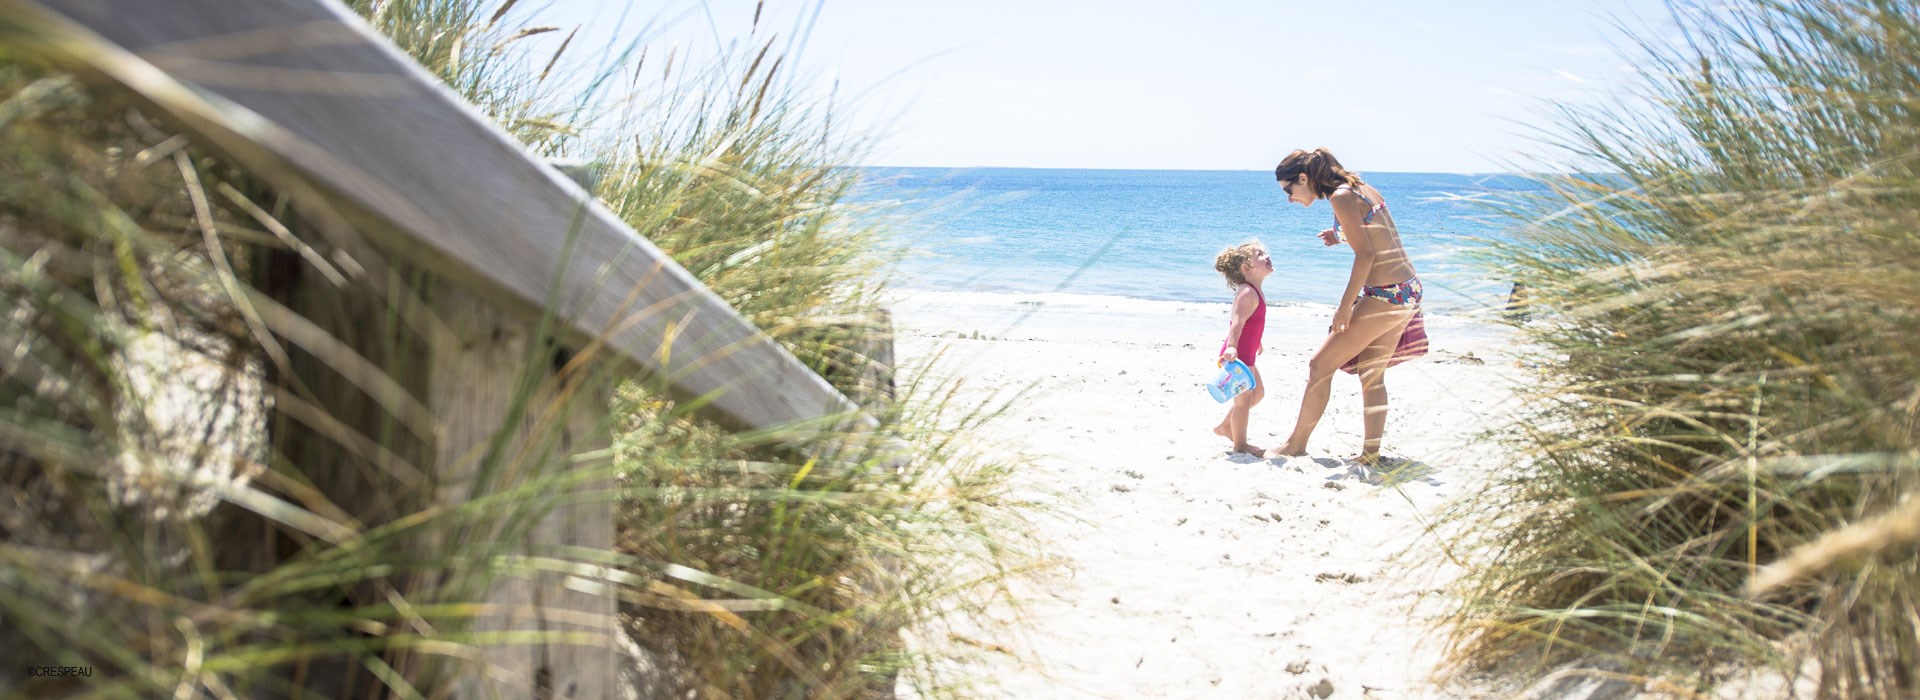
(853, 164), (1600, 176)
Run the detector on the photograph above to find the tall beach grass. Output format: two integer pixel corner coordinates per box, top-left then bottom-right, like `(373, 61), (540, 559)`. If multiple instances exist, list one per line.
(588, 7), (1041, 697)
(1442, 0), (1920, 695)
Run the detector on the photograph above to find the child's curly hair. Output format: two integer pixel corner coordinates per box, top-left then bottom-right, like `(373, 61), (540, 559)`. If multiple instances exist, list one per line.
(1214, 241), (1266, 289)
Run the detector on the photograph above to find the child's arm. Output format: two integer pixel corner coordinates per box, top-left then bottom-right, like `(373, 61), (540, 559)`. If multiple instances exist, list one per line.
(1220, 286), (1256, 364)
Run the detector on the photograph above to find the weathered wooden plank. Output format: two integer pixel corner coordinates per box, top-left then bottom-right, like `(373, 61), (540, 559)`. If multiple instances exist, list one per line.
(0, 0), (867, 436)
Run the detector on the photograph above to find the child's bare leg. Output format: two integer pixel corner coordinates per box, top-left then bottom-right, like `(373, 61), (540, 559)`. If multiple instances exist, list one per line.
(1229, 366), (1265, 454)
(1214, 363), (1258, 442)
(1228, 391), (1261, 454)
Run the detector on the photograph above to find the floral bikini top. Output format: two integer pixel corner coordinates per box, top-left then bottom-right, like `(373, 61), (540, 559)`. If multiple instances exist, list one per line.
(1330, 184), (1388, 236)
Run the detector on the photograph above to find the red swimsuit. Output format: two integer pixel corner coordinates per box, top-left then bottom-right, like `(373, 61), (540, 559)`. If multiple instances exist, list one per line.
(1221, 285), (1266, 366)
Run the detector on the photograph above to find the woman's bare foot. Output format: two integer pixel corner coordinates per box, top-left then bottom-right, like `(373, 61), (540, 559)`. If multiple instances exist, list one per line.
(1231, 442), (1264, 456)
(1353, 452), (1387, 468)
(1265, 442), (1306, 459)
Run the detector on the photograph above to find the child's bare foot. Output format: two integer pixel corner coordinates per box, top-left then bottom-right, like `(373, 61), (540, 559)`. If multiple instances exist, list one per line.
(1213, 423), (1231, 440)
(1353, 452), (1387, 468)
(1265, 442), (1306, 458)
(1231, 442), (1264, 456)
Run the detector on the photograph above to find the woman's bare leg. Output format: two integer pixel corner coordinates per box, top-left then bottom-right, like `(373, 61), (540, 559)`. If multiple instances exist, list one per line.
(1354, 316), (1409, 459)
(1269, 301), (1409, 457)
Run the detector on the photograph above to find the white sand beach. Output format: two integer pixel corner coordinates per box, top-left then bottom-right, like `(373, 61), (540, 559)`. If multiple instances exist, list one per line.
(891, 290), (1530, 699)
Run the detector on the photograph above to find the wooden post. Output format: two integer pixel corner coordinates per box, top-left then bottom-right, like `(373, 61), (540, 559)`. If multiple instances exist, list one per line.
(426, 284), (615, 700)
(817, 309), (896, 411)
(248, 204), (619, 697)
(237, 211), (439, 697)
(860, 309), (897, 409)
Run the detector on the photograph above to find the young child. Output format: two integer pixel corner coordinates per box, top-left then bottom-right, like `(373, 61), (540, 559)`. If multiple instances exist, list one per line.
(1212, 241), (1273, 455)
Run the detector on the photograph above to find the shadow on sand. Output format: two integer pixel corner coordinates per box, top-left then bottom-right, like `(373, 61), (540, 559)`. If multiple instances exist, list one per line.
(1268, 454), (1443, 487)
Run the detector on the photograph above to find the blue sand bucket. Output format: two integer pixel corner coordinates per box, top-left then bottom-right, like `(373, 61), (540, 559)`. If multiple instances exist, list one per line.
(1207, 359), (1257, 403)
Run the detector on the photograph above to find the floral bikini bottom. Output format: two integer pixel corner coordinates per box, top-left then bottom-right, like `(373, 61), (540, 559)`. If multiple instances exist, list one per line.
(1358, 277), (1422, 306)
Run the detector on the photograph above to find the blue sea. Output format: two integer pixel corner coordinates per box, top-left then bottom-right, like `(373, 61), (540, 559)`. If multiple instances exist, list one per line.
(854, 168), (1545, 315)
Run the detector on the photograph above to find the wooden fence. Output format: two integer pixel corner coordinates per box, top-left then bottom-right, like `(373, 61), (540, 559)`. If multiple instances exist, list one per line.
(0, 0), (895, 697)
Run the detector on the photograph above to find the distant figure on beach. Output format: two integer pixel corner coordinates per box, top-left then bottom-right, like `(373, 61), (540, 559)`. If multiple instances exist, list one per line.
(1505, 281), (1531, 323)
(1211, 241), (1273, 455)
(1267, 148), (1422, 465)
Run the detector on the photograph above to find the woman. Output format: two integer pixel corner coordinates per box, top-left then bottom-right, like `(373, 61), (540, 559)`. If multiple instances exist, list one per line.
(1267, 148), (1420, 464)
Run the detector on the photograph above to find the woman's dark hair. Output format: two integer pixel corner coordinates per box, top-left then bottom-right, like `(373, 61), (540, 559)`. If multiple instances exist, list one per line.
(1274, 148), (1364, 198)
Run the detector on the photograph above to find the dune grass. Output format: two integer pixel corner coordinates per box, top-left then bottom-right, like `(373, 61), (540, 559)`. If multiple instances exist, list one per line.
(1442, 0), (1920, 695)
(0, 1), (1034, 697)
(586, 11), (1039, 697)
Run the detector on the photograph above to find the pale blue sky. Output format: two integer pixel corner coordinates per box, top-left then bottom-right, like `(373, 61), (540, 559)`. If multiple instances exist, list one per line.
(536, 1), (1681, 173)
